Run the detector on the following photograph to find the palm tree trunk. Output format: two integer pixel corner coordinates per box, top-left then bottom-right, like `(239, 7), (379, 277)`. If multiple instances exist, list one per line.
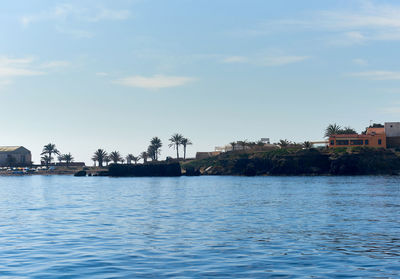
(183, 145), (186, 160)
(176, 144), (179, 159)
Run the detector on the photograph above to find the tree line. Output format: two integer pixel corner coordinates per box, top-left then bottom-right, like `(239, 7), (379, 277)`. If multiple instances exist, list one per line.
(39, 134), (192, 167)
(91, 133), (192, 167)
(40, 143), (74, 167)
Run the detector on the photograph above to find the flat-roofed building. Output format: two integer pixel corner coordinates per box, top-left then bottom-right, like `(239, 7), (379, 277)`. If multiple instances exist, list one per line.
(0, 146), (32, 167)
(385, 122), (400, 148)
(329, 132), (386, 148)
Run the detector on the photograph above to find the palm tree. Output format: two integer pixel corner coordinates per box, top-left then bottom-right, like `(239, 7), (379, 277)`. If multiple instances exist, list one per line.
(93, 149), (108, 167)
(303, 141), (313, 149)
(57, 155), (64, 164)
(325, 124), (341, 138)
(147, 145), (157, 161)
(104, 156), (111, 166)
(63, 153), (74, 167)
(41, 143), (60, 166)
(41, 155), (53, 167)
(109, 151), (122, 164)
(279, 139), (290, 148)
(237, 140), (247, 151)
(169, 133), (184, 159)
(230, 142), (236, 151)
(149, 137), (162, 161)
(126, 154), (135, 164)
(140, 152), (148, 164)
(181, 138), (192, 160)
(132, 156), (139, 164)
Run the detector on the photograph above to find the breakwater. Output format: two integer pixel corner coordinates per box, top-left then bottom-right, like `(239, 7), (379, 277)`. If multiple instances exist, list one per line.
(108, 162), (182, 177)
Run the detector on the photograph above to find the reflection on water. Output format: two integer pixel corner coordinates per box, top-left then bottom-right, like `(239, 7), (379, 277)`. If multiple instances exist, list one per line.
(0, 175), (399, 278)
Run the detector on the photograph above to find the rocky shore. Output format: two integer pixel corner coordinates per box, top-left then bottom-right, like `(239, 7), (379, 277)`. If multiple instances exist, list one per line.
(182, 147), (400, 176)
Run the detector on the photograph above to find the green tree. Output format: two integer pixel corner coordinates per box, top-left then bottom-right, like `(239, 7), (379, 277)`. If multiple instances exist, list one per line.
(237, 140), (248, 151)
(149, 137), (162, 161)
(104, 155), (111, 166)
(140, 152), (148, 164)
(93, 149), (108, 167)
(303, 141), (313, 149)
(109, 151), (122, 164)
(230, 142), (236, 151)
(59, 153), (74, 167)
(181, 137), (192, 160)
(278, 139), (290, 148)
(57, 154), (64, 164)
(169, 133), (184, 159)
(338, 126), (357, 134)
(41, 155), (53, 167)
(324, 124), (341, 138)
(126, 154), (135, 164)
(41, 143), (60, 166)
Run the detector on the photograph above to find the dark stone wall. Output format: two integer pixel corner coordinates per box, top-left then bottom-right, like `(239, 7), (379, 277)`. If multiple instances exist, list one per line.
(108, 163), (182, 177)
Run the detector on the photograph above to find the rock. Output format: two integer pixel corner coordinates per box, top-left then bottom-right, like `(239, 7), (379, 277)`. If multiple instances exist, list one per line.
(74, 170), (87, 177)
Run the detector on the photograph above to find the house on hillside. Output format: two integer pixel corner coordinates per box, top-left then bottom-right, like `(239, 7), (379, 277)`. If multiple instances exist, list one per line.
(0, 146), (32, 167)
(329, 126), (386, 148)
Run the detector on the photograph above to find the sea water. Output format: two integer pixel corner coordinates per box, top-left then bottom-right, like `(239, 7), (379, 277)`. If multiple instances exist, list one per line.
(0, 175), (399, 278)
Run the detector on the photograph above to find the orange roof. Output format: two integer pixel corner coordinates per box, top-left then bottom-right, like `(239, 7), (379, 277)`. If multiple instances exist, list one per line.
(366, 127), (385, 135)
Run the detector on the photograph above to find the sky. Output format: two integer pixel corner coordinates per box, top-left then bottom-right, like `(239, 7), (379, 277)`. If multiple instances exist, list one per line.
(1, 0), (400, 164)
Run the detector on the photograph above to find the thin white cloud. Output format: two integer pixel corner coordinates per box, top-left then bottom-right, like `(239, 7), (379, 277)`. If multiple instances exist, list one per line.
(96, 72), (108, 76)
(353, 58), (368, 66)
(114, 75), (196, 89)
(0, 56), (69, 86)
(223, 56), (249, 63)
(222, 55), (309, 66)
(349, 71), (400, 80)
(244, 1), (400, 44)
(258, 56), (309, 66)
(87, 8), (130, 22)
(0, 57), (43, 77)
(40, 60), (70, 69)
(21, 4), (130, 26)
(55, 26), (94, 39)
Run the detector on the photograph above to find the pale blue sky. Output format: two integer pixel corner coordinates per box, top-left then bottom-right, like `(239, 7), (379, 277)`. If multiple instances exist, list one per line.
(1, 0), (400, 163)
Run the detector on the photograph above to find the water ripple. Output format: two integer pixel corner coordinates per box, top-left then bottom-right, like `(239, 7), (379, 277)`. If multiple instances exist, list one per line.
(0, 176), (399, 278)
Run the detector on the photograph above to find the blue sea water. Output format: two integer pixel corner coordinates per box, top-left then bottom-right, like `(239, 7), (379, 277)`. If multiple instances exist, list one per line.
(0, 175), (399, 278)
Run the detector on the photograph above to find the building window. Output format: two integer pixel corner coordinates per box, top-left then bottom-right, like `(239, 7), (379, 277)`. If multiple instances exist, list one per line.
(350, 140), (364, 145)
(365, 140), (369, 145)
(378, 139), (382, 145)
(330, 140), (334, 146)
(336, 140), (349, 146)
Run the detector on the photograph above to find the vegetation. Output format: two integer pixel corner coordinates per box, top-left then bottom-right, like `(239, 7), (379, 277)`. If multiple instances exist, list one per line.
(109, 151), (123, 164)
(182, 147), (400, 176)
(181, 138), (192, 160)
(58, 153), (74, 167)
(140, 152), (148, 164)
(148, 137), (162, 161)
(92, 149), (108, 167)
(325, 124), (357, 137)
(303, 141), (313, 149)
(169, 133), (184, 159)
(41, 143), (60, 167)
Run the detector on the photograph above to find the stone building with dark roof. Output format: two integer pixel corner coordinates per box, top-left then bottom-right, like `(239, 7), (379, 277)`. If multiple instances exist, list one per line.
(0, 146), (32, 167)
